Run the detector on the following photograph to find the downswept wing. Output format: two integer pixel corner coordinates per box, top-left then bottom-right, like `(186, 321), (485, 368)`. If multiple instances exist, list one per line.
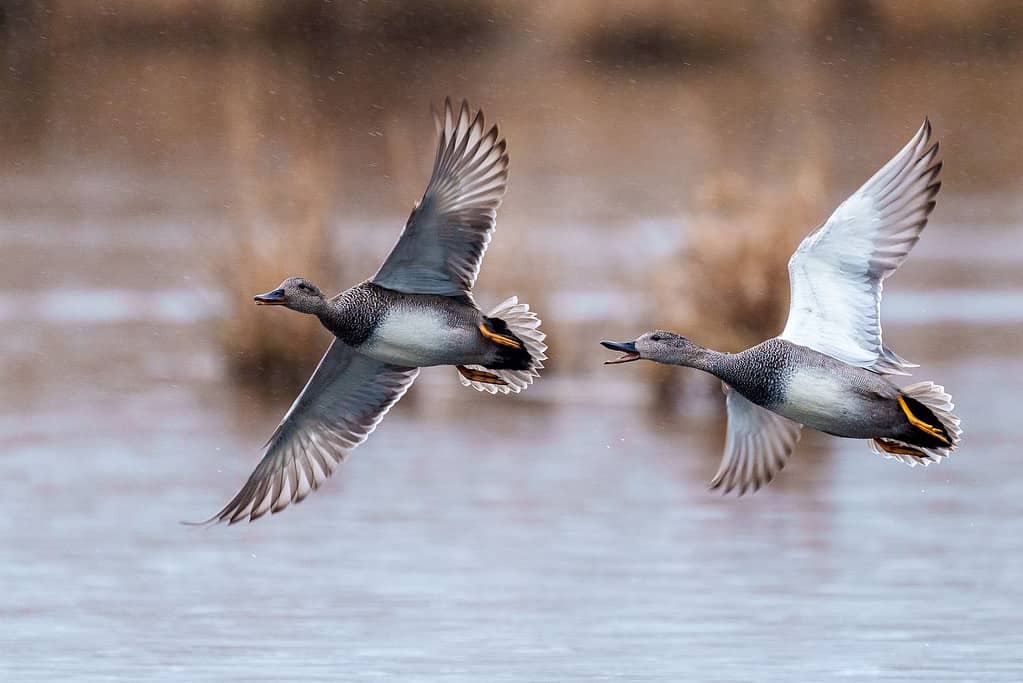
(203, 341), (418, 524)
(710, 386), (803, 495)
(780, 120), (941, 375)
(372, 98), (509, 298)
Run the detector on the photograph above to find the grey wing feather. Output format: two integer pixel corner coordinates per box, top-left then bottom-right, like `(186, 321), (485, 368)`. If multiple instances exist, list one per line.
(781, 119), (941, 375)
(371, 98), (509, 298)
(202, 340), (418, 524)
(710, 386), (803, 495)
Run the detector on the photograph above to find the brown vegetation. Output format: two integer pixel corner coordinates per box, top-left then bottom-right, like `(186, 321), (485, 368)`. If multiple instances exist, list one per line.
(213, 55), (340, 395)
(17, 0), (1013, 398)
(647, 153), (831, 407)
(215, 153), (338, 394)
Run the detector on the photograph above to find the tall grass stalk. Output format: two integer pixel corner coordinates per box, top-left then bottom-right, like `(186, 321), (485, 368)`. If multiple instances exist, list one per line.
(648, 157), (829, 407)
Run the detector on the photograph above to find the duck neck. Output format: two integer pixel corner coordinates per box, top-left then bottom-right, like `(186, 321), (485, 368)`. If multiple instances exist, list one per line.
(313, 291), (379, 347)
(314, 297), (349, 338)
(677, 346), (726, 375)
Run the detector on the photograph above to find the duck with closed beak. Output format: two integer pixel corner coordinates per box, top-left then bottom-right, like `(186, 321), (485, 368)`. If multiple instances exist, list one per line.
(200, 99), (546, 524)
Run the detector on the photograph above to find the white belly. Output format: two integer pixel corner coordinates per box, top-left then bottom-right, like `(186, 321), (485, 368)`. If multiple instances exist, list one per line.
(361, 308), (462, 367)
(776, 368), (862, 433)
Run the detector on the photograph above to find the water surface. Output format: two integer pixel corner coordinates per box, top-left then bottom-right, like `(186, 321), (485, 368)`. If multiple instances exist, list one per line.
(3, 31), (1023, 681)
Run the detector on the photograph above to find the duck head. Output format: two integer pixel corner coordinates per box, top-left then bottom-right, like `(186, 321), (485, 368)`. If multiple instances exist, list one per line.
(601, 330), (710, 367)
(254, 277), (326, 314)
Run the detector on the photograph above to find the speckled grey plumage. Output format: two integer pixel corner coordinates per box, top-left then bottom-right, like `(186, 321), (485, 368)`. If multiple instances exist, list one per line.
(712, 338), (907, 439)
(316, 282), (465, 345)
(601, 119), (961, 495)
(199, 99), (547, 524)
(315, 282), (393, 347)
(318, 281), (503, 368)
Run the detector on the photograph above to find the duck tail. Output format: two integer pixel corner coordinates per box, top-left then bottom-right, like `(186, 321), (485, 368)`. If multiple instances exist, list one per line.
(869, 381), (962, 466)
(458, 296), (547, 395)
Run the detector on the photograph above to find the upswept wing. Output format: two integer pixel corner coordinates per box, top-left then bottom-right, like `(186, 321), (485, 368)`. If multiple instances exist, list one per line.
(372, 98), (509, 298)
(780, 120), (941, 374)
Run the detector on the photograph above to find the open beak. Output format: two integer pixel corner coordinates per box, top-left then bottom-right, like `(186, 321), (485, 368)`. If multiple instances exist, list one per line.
(601, 339), (641, 364)
(253, 288), (287, 306)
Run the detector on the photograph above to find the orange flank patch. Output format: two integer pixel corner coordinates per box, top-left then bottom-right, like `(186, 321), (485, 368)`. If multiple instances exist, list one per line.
(874, 439), (926, 457)
(478, 323), (522, 349)
(457, 366), (507, 385)
(897, 395), (950, 444)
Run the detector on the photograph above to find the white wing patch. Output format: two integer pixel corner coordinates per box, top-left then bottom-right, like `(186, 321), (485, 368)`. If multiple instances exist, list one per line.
(781, 119), (941, 375)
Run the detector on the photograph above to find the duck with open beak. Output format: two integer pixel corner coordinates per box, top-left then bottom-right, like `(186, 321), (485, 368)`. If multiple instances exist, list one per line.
(601, 339), (640, 364)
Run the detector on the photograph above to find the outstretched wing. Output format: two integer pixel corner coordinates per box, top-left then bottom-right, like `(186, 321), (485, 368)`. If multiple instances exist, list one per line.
(710, 386), (803, 495)
(202, 341), (419, 524)
(780, 120), (941, 375)
(371, 98), (509, 298)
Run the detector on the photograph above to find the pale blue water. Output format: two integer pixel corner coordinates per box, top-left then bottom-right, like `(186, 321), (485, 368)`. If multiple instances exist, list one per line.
(2, 362), (1021, 681)
(2, 198), (1022, 680)
(4, 17), (1023, 679)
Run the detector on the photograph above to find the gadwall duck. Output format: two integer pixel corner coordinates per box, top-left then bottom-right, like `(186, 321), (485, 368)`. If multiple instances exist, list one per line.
(202, 99), (546, 523)
(602, 120), (961, 494)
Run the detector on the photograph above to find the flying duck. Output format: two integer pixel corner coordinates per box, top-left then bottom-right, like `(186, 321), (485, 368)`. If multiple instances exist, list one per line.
(602, 119), (961, 494)
(201, 99), (546, 523)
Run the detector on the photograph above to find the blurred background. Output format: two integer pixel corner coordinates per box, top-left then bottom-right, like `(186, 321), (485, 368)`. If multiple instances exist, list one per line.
(2, 1), (1022, 680)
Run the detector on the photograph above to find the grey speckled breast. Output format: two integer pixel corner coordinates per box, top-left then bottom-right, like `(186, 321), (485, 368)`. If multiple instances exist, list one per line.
(713, 338), (796, 409)
(322, 282), (485, 367)
(318, 282), (391, 347)
(717, 338), (907, 438)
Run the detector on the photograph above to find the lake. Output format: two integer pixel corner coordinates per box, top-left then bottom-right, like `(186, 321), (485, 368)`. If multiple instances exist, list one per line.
(2, 26), (1023, 681)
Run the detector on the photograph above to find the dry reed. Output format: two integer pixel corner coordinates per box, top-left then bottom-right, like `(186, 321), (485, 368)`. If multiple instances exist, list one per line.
(647, 156), (830, 406)
(215, 153), (338, 394)
(213, 54), (340, 396)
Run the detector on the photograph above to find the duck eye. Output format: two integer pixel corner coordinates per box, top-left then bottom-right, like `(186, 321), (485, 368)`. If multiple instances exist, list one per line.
(298, 283), (311, 292)
(651, 335), (661, 342)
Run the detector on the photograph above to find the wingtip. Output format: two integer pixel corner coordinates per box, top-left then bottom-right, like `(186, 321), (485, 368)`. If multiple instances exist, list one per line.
(436, 97), (490, 126)
(470, 107), (486, 135)
(906, 117), (933, 152)
(435, 96), (497, 148)
(182, 500), (251, 527)
(431, 101), (442, 134)
(180, 517), (218, 528)
(707, 478), (732, 495)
